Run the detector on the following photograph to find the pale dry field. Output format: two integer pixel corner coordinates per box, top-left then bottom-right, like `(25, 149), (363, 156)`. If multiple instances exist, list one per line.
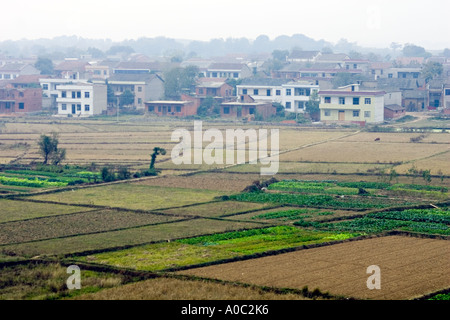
(178, 236), (450, 300)
(279, 141), (448, 163)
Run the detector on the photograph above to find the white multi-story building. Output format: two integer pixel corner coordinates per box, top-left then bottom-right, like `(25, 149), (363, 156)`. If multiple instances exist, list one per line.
(282, 81), (320, 114)
(236, 79), (319, 114)
(55, 83), (107, 117)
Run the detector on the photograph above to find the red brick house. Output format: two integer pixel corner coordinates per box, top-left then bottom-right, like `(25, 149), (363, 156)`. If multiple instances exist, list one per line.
(145, 100), (197, 117)
(384, 104), (406, 120)
(195, 78), (234, 98)
(220, 101), (275, 120)
(0, 87), (42, 114)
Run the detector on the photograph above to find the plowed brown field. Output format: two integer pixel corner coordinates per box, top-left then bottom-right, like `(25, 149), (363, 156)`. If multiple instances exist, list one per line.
(178, 236), (450, 300)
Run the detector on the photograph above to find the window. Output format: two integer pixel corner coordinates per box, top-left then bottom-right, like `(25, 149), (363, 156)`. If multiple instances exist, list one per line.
(353, 64), (357, 69)
(158, 106), (161, 112)
(388, 74), (393, 79)
(286, 102), (292, 109)
(242, 89), (247, 95)
(223, 107), (230, 114)
(199, 88), (204, 94)
(19, 103), (25, 110)
(62, 91), (67, 98)
(365, 98), (371, 104)
(77, 104), (81, 111)
(324, 97), (331, 104)
(276, 90), (281, 96)
(353, 97), (360, 105)
(138, 87), (142, 92)
(364, 111), (371, 118)
(76, 91), (81, 98)
(85, 92), (90, 98)
(297, 101), (305, 109)
(233, 73), (239, 78)
(84, 105), (90, 111)
(138, 98), (142, 105)
(286, 89), (291, 96)
(249, 108), (255, 115)
(176, 106), (181, 113)
(168, 106), (172, 113)
(266, 89), (271, 96)
(62, 104), (67, 111)
(339, 97), (345, 105)
(353, 110), (360, 117)
(212, 72), (217, 77)
(295, 88), (305, 96)
(43, 84), (49, 90)
(413, 73), (419, 79)
(253, 89), (259, 95)
(324, 110), (331, 117)
(72, 92), (76, 98)
(148, 106), (155, 112)
(446, 89), (450, 96)
(4, 74), (11, 79)
(19, 92), (24, 97)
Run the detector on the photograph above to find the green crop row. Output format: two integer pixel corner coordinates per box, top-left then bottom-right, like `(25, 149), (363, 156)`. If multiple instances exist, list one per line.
(230, 192), (400, 209)
(367, 209), (450, 224)
(0, 176), (67, 188)
(306, 214), (449, 235)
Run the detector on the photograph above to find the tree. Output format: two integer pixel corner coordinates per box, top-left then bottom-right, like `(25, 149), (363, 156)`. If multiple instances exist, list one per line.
(305, 90), (320, 121)
(197, 96), (220, 117)
(402, 44), (431, 58)
(105, 80), (116, 107)
(119, 90), (135, 107)
(332, 73), (362, 88)
(37, 133), (66, 165)
(34, 57), (54, 75)
(87, 47), (105, 59)
(272, 50), (289, 62)
(150, 147), (166, 170)
(421, 61), (443, 83)
(163, 66), (199, 99)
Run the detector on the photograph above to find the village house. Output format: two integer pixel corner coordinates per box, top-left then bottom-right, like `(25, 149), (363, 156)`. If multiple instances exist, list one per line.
(85, 60), (119, 80)
(286, 50), (321, 63)
(145, 100), (197, 117)
(319, 84), (385, 125)
(220, 100), (276, 120)
(444, 83), (450, 109)
(195, 78), (234, 98)
(203, 62), (252, 79)
(236, 78), (319, 114)
(236, 78), (288, 105)
(384, 104), (406, 120)
(106, 73), (165, 109)
(0, 84), (42, 114)
(54, 59), (90, 80)
(282, 81), (320, 114)
(0, 62), (40, 81)
(55, 83), (107, 117)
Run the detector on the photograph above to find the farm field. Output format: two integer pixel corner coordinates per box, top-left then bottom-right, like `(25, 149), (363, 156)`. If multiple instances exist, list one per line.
(0, 115), (449, 302)
(178, 235), (450, 300)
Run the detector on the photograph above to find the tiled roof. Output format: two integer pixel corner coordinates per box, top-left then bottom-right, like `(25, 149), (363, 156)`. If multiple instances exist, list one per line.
(208, 63), (246, 70)
(54, 60), (89, 71)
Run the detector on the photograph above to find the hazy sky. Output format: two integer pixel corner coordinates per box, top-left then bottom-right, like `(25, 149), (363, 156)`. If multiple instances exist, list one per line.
(2, 0), (449, 50)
